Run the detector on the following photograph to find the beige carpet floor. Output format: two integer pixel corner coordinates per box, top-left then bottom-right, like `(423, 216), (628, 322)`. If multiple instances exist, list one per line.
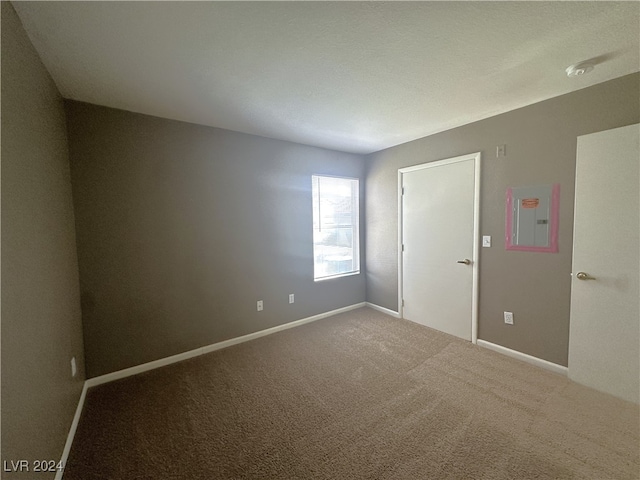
(65, 307), (639, 479)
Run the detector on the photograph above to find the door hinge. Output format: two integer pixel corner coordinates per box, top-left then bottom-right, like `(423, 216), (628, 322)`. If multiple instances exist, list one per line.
(402, 187), (405, 195)
(402, 244), (405, 252)
(402, 299), (405, 307)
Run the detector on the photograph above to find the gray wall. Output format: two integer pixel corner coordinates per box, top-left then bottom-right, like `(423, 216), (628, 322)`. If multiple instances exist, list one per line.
(1, 2), (85, 475)
(66, 101), (366, 378)
(366, 73), (640, 366)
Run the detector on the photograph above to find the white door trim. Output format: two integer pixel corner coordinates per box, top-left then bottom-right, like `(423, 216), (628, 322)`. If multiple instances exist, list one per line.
(398, 152), (481, 344)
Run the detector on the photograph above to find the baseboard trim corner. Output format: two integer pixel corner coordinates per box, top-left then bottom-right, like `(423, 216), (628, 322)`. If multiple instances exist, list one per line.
(476, 339), (567, 376)
(365, 302), (401, 318)
(86, 302), (367, 389)
(55, 382), (88, 480)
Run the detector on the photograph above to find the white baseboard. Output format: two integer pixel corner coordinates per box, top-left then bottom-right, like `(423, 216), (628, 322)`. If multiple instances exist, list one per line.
(55, 382), (88, 480)
(476, 339), (567, 376)
(86, 302), (366, 388)
(366, 302), (401, 318)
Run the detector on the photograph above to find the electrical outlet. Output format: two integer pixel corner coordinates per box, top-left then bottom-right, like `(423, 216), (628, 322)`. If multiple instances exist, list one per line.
(504, 311), (514, 325)
(289, 294), (294, 304)
(71, 357), (77, 378)
(257, 300), (263, 311)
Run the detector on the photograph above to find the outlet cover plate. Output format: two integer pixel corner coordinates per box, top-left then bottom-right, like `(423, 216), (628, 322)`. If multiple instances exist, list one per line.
(504, 311), (514, 325)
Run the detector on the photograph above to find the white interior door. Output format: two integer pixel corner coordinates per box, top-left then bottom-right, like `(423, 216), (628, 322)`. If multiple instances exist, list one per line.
(400, 153), (480, 341)
(569, 124), (639, 404)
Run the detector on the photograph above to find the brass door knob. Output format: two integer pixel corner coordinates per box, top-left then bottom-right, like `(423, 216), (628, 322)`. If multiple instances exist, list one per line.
(576, 272), (595, 280)
(457, 259), (471, 265)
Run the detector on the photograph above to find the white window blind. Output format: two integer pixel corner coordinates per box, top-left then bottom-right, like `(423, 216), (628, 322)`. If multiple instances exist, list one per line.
(312, 175), (360, 280)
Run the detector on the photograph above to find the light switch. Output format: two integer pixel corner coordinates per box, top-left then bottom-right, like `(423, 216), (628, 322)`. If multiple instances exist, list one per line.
(482, 236), (491, 247)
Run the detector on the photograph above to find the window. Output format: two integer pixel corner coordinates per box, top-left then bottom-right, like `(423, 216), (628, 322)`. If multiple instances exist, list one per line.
(312, 175), (360, 280)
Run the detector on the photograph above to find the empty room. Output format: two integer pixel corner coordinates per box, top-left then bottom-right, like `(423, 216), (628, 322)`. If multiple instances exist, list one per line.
(2, 1), (639, 479)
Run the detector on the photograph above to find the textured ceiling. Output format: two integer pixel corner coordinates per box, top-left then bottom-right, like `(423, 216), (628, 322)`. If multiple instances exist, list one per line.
(12, 1), (640, 154)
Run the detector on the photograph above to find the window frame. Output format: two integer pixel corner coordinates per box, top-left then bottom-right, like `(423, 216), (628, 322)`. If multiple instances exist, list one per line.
(311, 174), (360, 281)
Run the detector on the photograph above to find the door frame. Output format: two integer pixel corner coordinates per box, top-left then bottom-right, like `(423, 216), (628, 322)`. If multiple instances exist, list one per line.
(397, 152), (481, 343)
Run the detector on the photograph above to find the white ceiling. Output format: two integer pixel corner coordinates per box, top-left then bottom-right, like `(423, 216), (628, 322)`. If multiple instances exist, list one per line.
(12, 1), (640, 155)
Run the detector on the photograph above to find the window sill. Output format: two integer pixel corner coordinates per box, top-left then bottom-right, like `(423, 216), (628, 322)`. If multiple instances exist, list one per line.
(314, 271), (361, 282)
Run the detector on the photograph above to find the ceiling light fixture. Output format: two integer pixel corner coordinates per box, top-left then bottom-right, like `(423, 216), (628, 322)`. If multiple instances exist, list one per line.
(566, 62), (594, 78)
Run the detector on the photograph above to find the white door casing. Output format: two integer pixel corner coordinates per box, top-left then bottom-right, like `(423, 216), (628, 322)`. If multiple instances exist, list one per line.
(568, 124), (639, 404)
(398, 152), (481, 342)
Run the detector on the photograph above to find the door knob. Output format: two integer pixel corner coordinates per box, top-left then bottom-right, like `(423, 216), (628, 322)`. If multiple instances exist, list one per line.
(457, 259), (471, 265)
(576, 272), (595, 280)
